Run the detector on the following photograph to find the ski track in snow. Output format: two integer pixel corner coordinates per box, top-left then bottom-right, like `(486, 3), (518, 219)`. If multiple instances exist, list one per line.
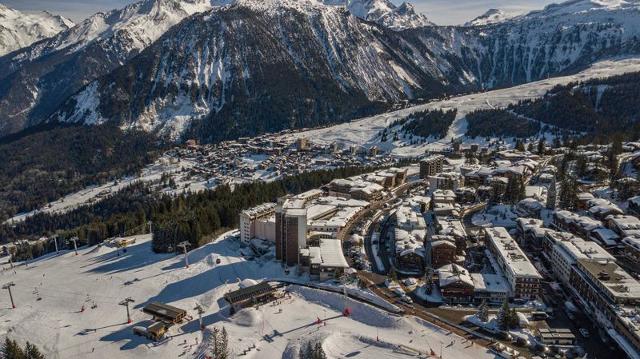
(281, 57), (640, 157)
(0, 232), (494, 359)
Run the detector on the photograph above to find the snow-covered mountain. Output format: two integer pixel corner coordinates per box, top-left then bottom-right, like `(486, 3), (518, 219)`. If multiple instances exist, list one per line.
(2, 0), (640, 140)
(50, 0), (640, 142)
(0, 0), (228, 136)
(465, 9), (513, 26)
(50, 0), (466, 141)
(467, 0), (640, 88)
(346, 0), (432, 30)
(0, 4), (74, 56)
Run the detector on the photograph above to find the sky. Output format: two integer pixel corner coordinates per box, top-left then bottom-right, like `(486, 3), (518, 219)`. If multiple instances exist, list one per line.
(2, 0), (559, 25)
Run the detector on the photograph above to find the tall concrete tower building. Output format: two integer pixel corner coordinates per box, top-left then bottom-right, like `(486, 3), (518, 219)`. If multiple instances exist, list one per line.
(275, 198), (307, 266)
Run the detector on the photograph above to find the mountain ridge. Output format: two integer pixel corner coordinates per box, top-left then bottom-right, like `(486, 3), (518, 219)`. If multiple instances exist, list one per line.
(2, 0), (640, 141)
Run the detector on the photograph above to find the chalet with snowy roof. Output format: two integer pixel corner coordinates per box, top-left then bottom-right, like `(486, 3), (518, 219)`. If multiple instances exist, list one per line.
(471, 273), (509, 304)
(516, 198), (544, 219)
(576, 192), (595, 210)
(622, 235), (640, 264)
(515, 218), (548, 252)
(426, 235), (457, 269)
(437, 264), (474, 304)
(224, 281), (278, 314)
(607, 215), (640, 238)
(587, 198), (624, 219)
(553, 210), (603, 238)
(628, 196), (640, 216)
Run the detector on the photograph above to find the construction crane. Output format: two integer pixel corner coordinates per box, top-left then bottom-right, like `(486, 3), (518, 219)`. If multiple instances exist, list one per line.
(119, 297), (135, 324)
(3, 282), (16, 309)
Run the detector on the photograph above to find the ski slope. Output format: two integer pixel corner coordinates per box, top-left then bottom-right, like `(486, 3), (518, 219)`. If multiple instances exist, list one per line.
(282, 57), (640, 157)
(0, 232), (493, 358)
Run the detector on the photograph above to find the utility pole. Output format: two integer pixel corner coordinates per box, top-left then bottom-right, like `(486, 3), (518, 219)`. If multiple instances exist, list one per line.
(53, 235), (59, 253)
(177, 241), (190, 268)
(195, 304), (205, 331)
(70, 237), (79, 255)
(119, 297), (135, 324)
(3, 282), (16, 309)
(148, 221), (153, 235)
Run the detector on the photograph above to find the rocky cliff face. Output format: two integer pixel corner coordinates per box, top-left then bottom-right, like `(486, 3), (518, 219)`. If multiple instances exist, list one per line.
(2, 0), (640, 141)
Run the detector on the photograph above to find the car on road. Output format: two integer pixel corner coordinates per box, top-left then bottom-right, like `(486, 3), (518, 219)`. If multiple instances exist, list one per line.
(392, 287), (406, 297)
(578, 328), (590, 338)
(400, 295), (413, 304)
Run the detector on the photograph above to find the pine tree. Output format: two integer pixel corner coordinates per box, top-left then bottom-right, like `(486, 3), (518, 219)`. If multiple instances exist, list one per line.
(559, 177), (578, 210)
(508, 309), (520, 329)
(24, 342), (44, 359)
(477, 300), (489, 322)
(313, 342), (327, 359)
(537, 139), (545, 155)
(218, 327), (229, 359)
(497, 299), (510, 330)
(1, 338), (26, 359)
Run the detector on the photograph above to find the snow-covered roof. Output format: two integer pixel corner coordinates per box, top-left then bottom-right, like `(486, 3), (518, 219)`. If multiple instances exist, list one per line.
(437, 264), (473, 288)
(318, 239), (349, 268)
(554, 210), (602, 231)
(588, 198), (623, 217)
(471, 273), (508, 294)
(608, 215), (640, 237)
(241, 202), (276, 218)
(485, 227), (542, 279)
(548, 231), (614, 262)
(578, 259), (640, 302)
(622, 235), (640, 251)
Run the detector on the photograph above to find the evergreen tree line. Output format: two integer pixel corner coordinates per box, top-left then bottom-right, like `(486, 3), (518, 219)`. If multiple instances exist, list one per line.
(210, 327), (229, 359)
(0, 123), (161, 222)
(400, 109), (457, 140)
(299, 341), (327, 359)
(465, 109), (541, 139)
(1, 165), (383, 256)
(497, 299), (520, 330)
(509, 71), (640, 141)
(1, 338), (44, 359)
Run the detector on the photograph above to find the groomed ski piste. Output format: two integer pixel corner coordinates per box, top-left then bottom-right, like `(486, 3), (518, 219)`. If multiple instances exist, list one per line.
(0, 231), (494, 358)
(282, 57), (640, 157)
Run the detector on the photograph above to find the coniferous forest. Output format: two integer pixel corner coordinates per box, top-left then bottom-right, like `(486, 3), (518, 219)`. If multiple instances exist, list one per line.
(1, 165), (381, 258)
(0, 124), (161, 222)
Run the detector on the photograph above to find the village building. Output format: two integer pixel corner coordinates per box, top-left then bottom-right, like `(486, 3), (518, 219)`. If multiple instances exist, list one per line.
(471, 273), (509, 304)
(437, 264), (474, 304)
(420, 155), (445, 179)
(485, 227), (542, 300)
(606, 215), (640, 238)
(240, 203), (276, 243)
(224, 281), (278, 314)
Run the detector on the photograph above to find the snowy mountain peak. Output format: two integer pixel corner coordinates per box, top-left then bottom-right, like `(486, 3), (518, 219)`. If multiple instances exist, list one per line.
(15, 0), (223, 59)
(0, 4), (74, 56)
(465, 8), (513, 26)
(346, 0), (431, 30)
(529, 0), (640, 18)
